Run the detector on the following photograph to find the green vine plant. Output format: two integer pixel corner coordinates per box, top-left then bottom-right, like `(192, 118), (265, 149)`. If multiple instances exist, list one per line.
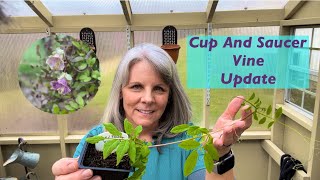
(240, 92), (282, 129)
(85, 93), (283, 180)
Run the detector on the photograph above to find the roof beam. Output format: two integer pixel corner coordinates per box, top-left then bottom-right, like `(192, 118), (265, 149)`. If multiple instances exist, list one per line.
(0, 9), (283, 33)
(284, 0), (307, 20)
(206, 0), (219, 23)
(25, 0), (53, 27)
(120, 0), (132, 25)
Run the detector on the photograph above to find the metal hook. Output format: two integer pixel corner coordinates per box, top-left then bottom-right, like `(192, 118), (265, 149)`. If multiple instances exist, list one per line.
(46, 27), (51, 36)
(18, 137), (27, 150)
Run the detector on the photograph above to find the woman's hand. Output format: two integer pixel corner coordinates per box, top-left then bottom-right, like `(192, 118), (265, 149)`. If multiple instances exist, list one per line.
(212, 96), (252, 157)
(52, 158), (101, 180)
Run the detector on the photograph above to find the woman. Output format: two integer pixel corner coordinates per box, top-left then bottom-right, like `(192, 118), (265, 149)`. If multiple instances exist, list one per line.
(52, 43), (252, 180)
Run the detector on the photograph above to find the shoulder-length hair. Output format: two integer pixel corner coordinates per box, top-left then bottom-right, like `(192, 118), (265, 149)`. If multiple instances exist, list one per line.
(101, 43), (192, 145)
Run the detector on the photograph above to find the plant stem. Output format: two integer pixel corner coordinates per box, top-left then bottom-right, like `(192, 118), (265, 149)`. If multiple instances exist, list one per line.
(235, 96), (256, 107)
(149, 109), (254, 148)
(148, 121), (238, 148)
(101, 111), (254, 149)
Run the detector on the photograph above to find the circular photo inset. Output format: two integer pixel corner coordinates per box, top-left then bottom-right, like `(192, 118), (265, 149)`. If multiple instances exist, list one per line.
(18, 34), (101, 114)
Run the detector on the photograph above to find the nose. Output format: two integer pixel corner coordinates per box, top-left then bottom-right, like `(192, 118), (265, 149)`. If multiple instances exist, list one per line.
(141, 90), (155, 104)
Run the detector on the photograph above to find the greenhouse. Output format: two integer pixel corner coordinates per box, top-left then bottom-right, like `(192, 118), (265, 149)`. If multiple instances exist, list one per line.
(0, 0), (319, 179)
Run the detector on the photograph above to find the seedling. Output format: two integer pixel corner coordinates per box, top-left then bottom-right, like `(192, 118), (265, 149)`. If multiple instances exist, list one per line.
(85, 93), (282, 179)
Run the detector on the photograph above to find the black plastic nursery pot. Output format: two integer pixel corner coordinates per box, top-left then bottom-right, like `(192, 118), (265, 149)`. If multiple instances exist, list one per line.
(78, 142), (134, 180)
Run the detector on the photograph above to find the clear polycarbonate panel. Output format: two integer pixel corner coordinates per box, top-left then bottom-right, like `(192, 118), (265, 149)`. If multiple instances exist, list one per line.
(0, 33), (58, 135)
(209, 26), (280, 130)
(134, 29), (206, 126)
(41, 0), (123, 15)
(130, 0), (208, 14)
(134, 31), (162, 46)
(67, 31), (127, 133)
(310, 50), (320, 72)
(1, 0), (37, 16)
(295, 28), (313, 47)
(217, 0), (289, 11)
(313, 28), (320, 48)
(213, 26), (280, 35)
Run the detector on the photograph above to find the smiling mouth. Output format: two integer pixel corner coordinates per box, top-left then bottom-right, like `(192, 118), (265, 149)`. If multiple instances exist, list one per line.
(137, 109), (155, 114)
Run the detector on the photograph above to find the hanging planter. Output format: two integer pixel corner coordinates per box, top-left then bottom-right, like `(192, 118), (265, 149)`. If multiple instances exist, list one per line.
(161, 44), (181, 64)
(161, 25), (180, 64)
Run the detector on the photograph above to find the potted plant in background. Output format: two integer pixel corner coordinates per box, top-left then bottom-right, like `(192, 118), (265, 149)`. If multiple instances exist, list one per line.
(161, 44), (181, 64)
(161, 25), (181, 64)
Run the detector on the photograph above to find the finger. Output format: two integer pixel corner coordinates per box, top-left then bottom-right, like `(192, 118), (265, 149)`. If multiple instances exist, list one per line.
(241, 105), (253, 126)
(56, 169), (93, 180)
(89, 176), (102, 180)
(221, 126), (234, 146)
(52, 158), (79, 176)
(233, 105), (253, 134)
(214, 126), (234, 147)
(220, 96), (244, 120)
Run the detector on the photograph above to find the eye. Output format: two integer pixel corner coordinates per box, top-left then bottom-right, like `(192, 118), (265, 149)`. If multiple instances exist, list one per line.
(154, 86), (165, 92)
(130, 84), (142, 90)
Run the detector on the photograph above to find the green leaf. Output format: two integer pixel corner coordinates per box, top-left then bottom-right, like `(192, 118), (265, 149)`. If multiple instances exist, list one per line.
(178, 139), (200, 150)
(186, 126), (200, 136)
(253, 112), (258, 121)
(256, 101), (262, 108)
(259, 117), (266, 124)
(140, 145), (150, 158)
(170, 124), (190, 134)
(268, 121), (275, 129)
(266, 105), (272, 115)
(69, 101), (79, 109)
(134, 125), (143, 137)
(199, 128), (209, 134)
(71, 56), (84, 62)
(116, 140), (130, 165)
(72, 41), (81, 49)
(76, 95), (84, 107)
(204, 152), (214, 173)
(88, 85), (96, 93)
(52, 104), (60, 114)
(86, 136), (105, 144)
(249, 93), (255, 101)
(91, 70), (100, 79)
(127, 166), (146, 180)
(275, 107), (282, 119)
(87, 57), (96, 67)
(103, 139), (119, 159)
(77, 91), (87, 98)
(103, 123), (122, 136)
(78, 74), (88, 81)
(124, 119), (134, 135)
(254, 98), (260, 105)
(64, 73), (72, 81)
(184, 150), (198, 177)
(83, 76), (92, 82)
(65, 105), (75, 111)
(59, 109), (68, 114)
(78, 63), (87, 70)
(128, 141), (136, 164)
(204, 143), (219, 161)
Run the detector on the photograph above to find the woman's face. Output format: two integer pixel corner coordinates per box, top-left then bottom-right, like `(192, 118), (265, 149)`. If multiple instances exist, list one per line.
(121, 60), (170, 130)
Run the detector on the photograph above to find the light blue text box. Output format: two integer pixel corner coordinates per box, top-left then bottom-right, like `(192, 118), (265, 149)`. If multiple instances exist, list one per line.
(187, 36), (310, 89)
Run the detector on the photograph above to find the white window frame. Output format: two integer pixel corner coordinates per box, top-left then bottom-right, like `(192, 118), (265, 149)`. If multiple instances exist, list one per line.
(285, 26), (320, 116)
